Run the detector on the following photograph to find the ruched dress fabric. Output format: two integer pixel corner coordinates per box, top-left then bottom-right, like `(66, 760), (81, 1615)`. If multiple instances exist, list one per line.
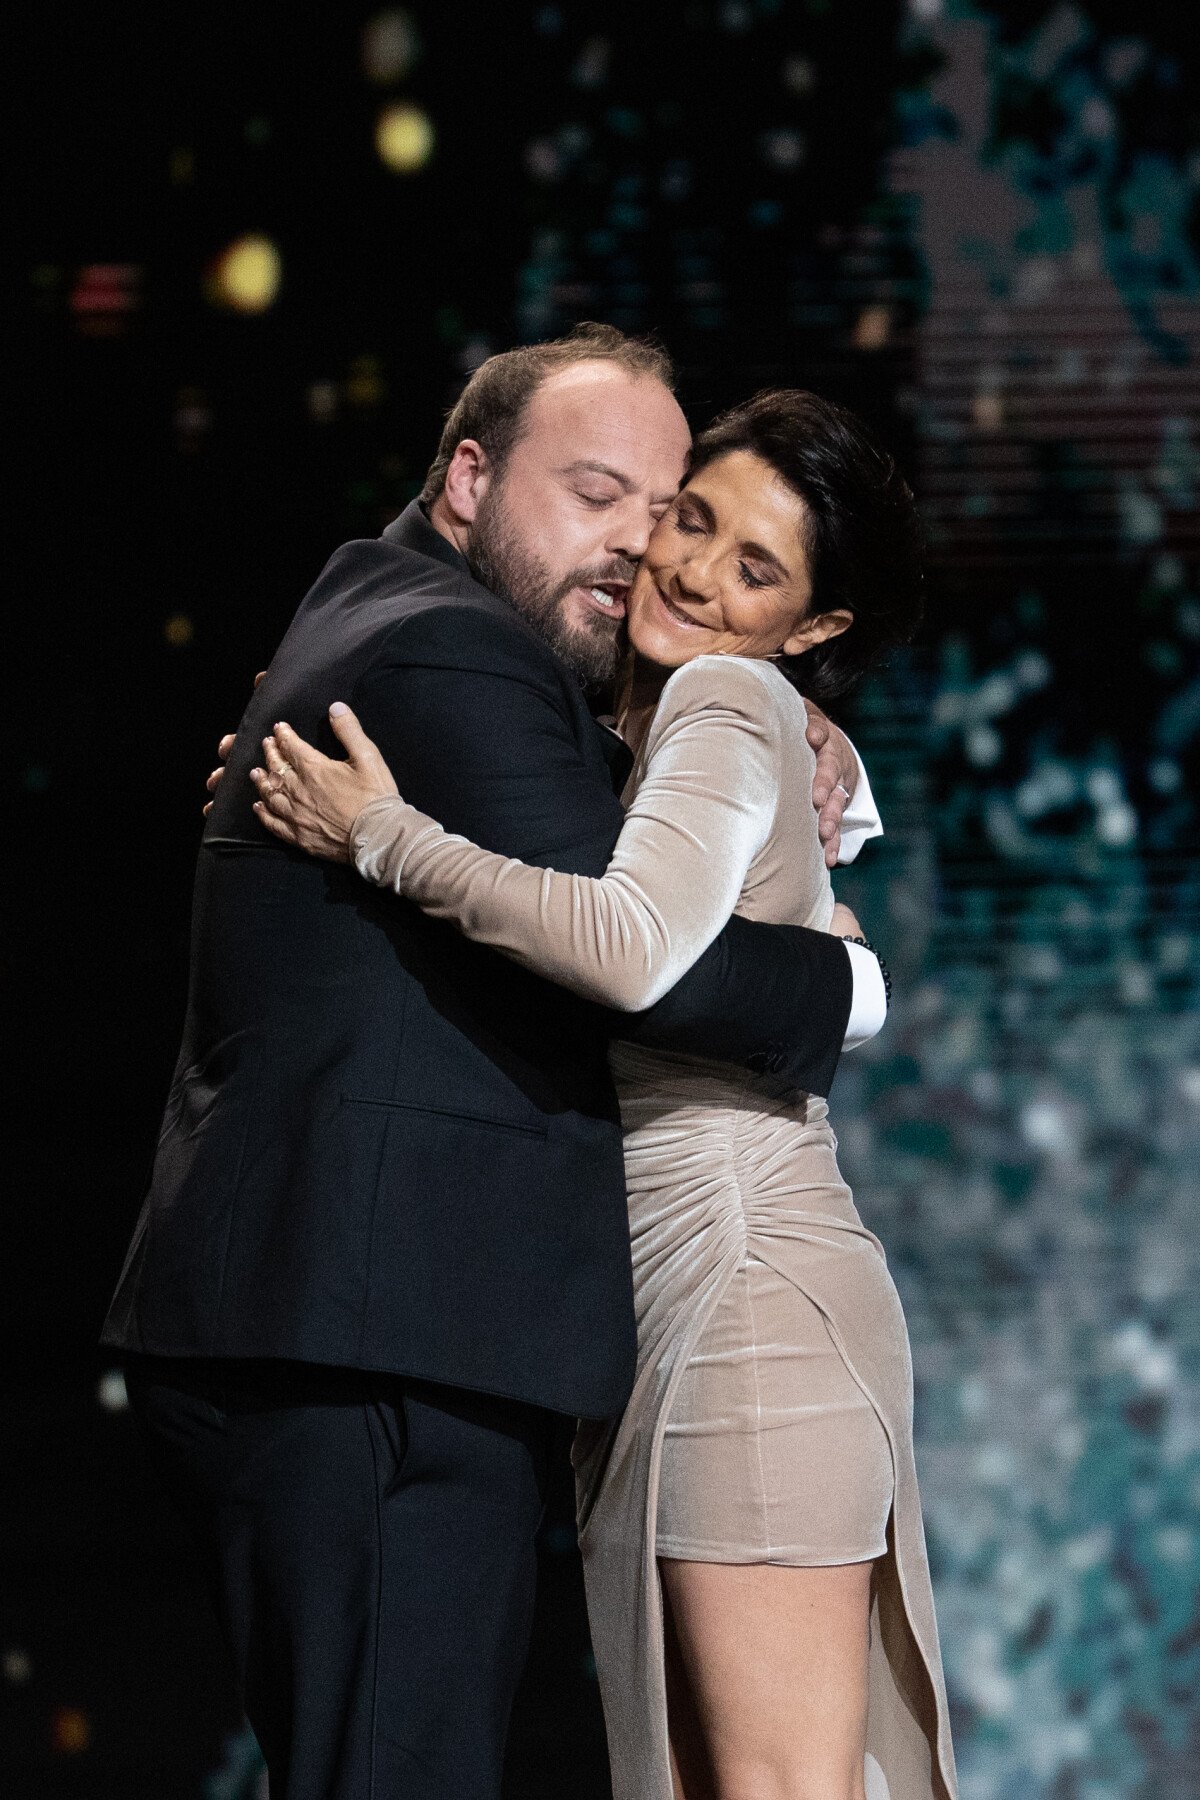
(351, 655), (957, 1800)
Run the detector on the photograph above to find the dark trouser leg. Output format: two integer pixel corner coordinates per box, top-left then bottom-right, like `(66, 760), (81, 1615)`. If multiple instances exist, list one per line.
(125, 1359), (554, 1800)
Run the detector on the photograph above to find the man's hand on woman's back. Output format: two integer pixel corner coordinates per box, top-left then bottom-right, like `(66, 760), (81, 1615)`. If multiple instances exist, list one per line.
(803, 702), (860, 869)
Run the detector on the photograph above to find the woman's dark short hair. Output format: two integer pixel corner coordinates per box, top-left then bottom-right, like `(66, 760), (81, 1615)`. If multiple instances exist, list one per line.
(689, 390), (923, 700)
(420, 322), (675, 506)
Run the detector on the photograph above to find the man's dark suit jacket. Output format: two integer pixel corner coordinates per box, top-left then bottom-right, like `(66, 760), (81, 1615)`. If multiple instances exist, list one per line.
(102, 503), (853, 1419)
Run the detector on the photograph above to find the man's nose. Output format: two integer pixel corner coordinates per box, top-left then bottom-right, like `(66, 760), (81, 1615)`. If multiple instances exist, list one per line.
(607, 496), (654, 563)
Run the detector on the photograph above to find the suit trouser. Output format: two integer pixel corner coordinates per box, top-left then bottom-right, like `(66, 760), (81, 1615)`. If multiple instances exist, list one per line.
(125, 1357), (556, 1800)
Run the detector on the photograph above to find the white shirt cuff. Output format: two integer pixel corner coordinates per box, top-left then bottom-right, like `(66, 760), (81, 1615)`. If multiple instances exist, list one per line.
(842, 940), (887, 1050)
(835, 740), (884, 866)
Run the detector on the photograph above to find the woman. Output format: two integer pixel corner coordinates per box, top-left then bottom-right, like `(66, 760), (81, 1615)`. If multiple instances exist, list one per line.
(252, 391), (956, 1800)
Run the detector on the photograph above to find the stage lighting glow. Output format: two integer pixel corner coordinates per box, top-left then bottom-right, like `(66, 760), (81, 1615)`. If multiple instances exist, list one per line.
(97, 1369), (128, 1412)
(3, 1648), (31, 1685)
(70, 265), (142, 338)
(169, 147), (195, 186)
(853, 305), (892, 350)
(52, 1708), (91, 1755)
(375, 103), (434, 173)
(783, 55), (815, 94)
(1097, 803), (1138, 847)
(1013, 649), (1051, 691)
(966, 725), (1002, 767)
(973, 391), (1005, 432)
(660, 161), (692, 203)
(526, 139), (561, 182)
(164, 614), (195, 648)
(362, 10), (420, 84)
(759, 128), (804, 170)
(347, 356), (385, 407)
(572, 36), (610, 89)
(174, 386), (212, 452)
(209, 235), (282, 313)
(1148, 757), (1182, 794)
(308, 380), (339, 422)
(457, 336), (492, 374)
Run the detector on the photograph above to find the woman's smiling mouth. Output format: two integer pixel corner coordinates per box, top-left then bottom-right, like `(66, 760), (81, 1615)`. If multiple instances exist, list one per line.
(655, 584), (708, 631)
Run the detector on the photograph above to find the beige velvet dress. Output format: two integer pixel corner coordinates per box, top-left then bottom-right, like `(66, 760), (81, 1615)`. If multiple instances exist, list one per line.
(352, 654), (957, 1800)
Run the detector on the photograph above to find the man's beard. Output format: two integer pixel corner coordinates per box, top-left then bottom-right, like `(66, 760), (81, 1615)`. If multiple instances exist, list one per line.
(467, 489), (632, 687)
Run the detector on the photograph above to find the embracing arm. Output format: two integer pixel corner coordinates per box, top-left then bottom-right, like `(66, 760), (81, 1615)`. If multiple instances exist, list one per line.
(267, 612), (856, 1088)
(352, 658), (807, 1012)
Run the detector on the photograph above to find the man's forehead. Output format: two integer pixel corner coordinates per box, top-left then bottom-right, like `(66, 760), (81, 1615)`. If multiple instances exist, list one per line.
(522, 362), (691, 478)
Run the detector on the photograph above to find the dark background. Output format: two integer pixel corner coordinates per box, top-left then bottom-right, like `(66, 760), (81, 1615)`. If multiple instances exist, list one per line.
(7, 3), (1200, 1795)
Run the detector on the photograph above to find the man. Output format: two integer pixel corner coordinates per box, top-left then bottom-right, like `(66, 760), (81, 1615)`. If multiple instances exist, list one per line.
(104, 324), (885, 1799)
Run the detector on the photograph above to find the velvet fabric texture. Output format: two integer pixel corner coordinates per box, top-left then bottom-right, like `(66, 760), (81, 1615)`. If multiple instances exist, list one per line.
(352, 655), (957, 1799)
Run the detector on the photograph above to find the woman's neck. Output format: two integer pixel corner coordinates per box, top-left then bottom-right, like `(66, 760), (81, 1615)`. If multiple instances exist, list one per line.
(615, 652), (670, 756)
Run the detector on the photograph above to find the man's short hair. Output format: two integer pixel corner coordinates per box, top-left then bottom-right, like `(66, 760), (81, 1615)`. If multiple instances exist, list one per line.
(419, 322), (676, 506)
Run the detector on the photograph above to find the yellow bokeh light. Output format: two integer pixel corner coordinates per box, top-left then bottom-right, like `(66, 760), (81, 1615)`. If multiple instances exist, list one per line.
(375, 103), (434, 173)
(164, 613), (195, 648)
(210, 234), (282, 313)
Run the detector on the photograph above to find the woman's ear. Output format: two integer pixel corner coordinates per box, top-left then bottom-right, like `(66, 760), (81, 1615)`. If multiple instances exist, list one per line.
(782, 608), (853, 659)
(439, 439), (492, 527)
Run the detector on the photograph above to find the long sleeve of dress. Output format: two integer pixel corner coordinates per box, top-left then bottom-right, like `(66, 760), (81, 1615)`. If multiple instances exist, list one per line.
(350, 656), (782, 1012)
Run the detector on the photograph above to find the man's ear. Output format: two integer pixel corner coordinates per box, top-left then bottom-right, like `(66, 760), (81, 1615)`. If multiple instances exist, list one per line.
(782, 608), (853, 659)
(439, 439), (492, 527)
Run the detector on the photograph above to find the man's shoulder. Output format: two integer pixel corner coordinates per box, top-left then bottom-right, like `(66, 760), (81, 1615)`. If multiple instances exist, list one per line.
(314, 531), (498, 623)
(345, 555), (575, 697)
(281, 529), (557, 695)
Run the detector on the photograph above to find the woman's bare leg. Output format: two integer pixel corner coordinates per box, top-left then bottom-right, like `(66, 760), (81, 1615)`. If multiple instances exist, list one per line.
(663, 1572), (716, 1800)
(660, 1557), (874, 1800)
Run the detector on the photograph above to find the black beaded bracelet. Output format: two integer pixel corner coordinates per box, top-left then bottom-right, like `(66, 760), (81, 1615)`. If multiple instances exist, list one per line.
(843, 934), (892, 1006)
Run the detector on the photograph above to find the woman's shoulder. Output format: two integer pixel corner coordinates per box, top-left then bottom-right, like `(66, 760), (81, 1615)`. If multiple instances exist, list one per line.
(651, 653), (803, 739)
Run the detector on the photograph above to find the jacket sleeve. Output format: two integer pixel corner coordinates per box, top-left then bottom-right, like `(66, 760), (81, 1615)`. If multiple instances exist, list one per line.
(351, 614), (852, 1091)
(352, 658), (834, 1011)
